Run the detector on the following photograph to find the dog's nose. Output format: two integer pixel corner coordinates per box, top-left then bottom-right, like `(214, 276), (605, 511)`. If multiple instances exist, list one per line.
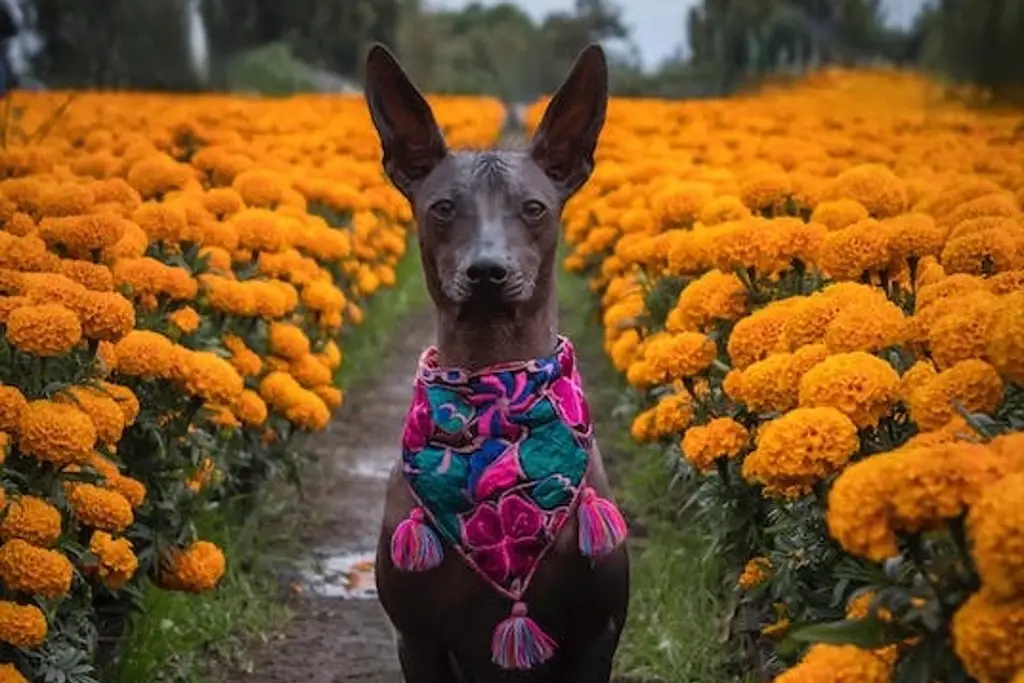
(466, 259), (509, 285)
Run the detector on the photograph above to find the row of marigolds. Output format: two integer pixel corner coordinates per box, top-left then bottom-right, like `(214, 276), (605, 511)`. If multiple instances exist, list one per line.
(524, 69), (1024, 683)
(0, 91), (504, 682)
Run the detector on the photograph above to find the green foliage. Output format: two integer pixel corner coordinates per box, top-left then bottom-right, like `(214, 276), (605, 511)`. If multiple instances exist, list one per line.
(222, 43), (319, 96)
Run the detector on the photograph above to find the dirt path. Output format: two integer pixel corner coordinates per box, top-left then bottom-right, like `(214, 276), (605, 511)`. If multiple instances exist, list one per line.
(223, 309), (436, 683)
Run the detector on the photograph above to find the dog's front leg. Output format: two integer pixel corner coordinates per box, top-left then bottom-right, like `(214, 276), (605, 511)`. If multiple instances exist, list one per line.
(396, 632), (457, 683)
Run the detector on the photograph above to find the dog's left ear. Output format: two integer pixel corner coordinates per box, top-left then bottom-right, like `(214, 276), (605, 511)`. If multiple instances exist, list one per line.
(364, 44), (448, 199)
(529, 43), (608, 198)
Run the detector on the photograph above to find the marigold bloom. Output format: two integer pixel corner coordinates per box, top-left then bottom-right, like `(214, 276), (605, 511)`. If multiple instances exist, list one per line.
(773, 643), (893, 683)
(0, 600), (47, 648)
(743, 407), (858, 497)
(65, 483), (133, 533)
(680, 417), (749, 473)
(629, 408), (657, 443)
(0, 539), (73, 598)
(643, 331), (717, 381)
(987, 291), (1024, 384)
(180, 351), (244, 406)
(99, 382), (140, 426)
(928, 295), (1001, 369)
(168, 306), (201, 334)
(233, 389), (269, 427)
(798, 352), (900, 429)
(951, 592), (1024, 683)
(55, 385), (126, 446)
(0, 663), (28, 683)
(737, 556), (771, 590)
(968, 472), (1024, 601)
(942, 227), (1018, 275)
(817, 219), (890, 281)
(223, 334), (263, 377)
(0, 384), (28, 433)
(907, 359), (1004, 431)
(113, 330), (176, 379)
(827, 163), (907, 218)
(312, 385), (344, 411)
(811, 199), (870, 231)
(160, 540), (226, 593)
(0, 496), (61, 547)
(18, 400), (97, 466)
(727, 299), (800, 369)
(59, 259), (115, 292)
(88, 531), (138, 591)
(652, 392), (693, 438)
(5, 303), (82, 357)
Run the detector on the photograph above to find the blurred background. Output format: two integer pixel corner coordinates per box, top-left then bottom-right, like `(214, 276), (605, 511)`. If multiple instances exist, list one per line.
(1, 0), (1022, 104)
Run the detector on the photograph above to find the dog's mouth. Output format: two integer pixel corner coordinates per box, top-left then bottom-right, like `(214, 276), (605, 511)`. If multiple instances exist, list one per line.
(457, 285), (519, 321)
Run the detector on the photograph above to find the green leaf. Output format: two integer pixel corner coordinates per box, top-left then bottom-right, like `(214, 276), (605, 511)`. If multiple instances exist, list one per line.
(787, 617), (903, 649)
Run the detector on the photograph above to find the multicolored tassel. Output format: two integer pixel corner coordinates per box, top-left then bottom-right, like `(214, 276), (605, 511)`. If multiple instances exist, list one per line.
(390, 506), (443, 571)
(491, 601), (557, 670)
(577, 486), (627, 558)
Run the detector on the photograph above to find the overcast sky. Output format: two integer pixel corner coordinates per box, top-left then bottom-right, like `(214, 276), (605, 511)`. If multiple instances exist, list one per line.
(430, 0), (930, 69)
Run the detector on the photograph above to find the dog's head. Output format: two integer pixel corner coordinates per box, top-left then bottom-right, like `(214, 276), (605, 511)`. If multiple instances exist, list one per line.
(364, 43), (607, 322)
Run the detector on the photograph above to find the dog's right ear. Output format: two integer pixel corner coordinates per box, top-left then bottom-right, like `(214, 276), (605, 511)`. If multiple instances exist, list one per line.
(364, 44), (448, 199)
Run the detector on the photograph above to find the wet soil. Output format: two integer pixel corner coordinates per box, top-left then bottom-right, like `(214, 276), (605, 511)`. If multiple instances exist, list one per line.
(221, 309), (436, 683)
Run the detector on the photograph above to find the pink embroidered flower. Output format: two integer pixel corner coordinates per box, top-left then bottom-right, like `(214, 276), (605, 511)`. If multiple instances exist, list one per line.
(402, 381), (432, 451)
(467, 371), (538, 440)
(547, 375), (589, 428)
(462, 493), (545, 584)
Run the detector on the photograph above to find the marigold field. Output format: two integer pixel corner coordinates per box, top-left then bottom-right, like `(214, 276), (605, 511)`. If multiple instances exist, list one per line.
(0, 90), (504, 682)
(525, 69), (1024, 683)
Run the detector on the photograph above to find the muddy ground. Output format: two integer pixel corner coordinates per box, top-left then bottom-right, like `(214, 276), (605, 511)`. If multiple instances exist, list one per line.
(221, 309), (435, 683)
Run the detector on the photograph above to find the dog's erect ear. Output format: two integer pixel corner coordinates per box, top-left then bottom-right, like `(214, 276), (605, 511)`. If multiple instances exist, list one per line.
(529, 43), (608, 198)
(364, 44), (448, 199)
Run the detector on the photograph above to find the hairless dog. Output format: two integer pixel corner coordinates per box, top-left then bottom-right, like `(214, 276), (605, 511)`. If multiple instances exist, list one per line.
(365, 43), (630, 683)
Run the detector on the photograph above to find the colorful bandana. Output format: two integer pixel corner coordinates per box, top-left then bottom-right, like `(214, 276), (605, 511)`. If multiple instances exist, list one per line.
(389, 335), (627, 670)
(400, 335), (592, 596)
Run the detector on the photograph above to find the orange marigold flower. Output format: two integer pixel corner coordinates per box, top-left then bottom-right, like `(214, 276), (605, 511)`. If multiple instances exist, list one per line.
(0, 600), (47, 648)
(737, 556), (771, 590)
(88, 531), (138, 591)
(642, 331), (717, 382)
(126, 154), (193, 199)
(180, 351), (244, 406)
(268, 322), (311, 361)
(233, 389), (268, 427)
(773, 643), (893, 683)
(76, 290), (136, 342)
(113, 330), (176, 379)
(907, 359), (1004, 431)
(0, 384), (28, 433)
(0, 663), (28, 683)
(817, 219), (891, 281)
(826, 163), (907, 218)
(941, 227), (1018, 275)
(160, 540), (226, 593)
(987, 291), (1024, 384)
(312, 385), (344, 411)
(59, 259), (115, 292)
(680, 417), (749, 473)
(99, 382), (140, 426)
(727, 299), (800, 369)
(798, 352), (900, 429)
(743, 407), (858, 497)
(18, 400), (97, 466)
(928, 295), (1001, 369)
(968, 470), (1024, 602)
(810, 199), (870, 231)
(0, 539), (73, 598)
(951, 591), (1024, 683)
(55, 385), (126, 445)
(222, 334), (263, 377)
(65, 483), (134, 533)
(0, 495), (62, 547)
(5, 303), (82, 357)
(168, 306), (201, 334)
(290, 354), (333, 389)
(37, 212), (126, 255)
(652, 392), (693, 438)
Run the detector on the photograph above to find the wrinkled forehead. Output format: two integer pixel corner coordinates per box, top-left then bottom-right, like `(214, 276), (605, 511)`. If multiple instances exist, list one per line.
(416, 150), (559, 207)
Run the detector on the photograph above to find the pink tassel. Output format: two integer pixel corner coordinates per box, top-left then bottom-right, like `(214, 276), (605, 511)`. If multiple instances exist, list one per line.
(577, 486), (627, 558)
(390, 507), (443, 571)
(491, 601), (557, 670)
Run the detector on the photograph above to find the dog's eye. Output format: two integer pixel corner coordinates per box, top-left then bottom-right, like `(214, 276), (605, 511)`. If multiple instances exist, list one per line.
(429, 199), (456, 223)
(521, 200), (547, 222)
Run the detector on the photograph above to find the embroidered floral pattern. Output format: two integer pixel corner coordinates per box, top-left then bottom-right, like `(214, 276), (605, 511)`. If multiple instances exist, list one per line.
(400, 337), (593, 596)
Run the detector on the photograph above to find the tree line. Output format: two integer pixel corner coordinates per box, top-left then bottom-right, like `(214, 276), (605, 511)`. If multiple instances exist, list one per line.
(5, 0), (1024, 102)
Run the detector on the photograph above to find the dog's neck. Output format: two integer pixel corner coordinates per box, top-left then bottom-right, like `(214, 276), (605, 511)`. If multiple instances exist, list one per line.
(434, 286), (558, 372)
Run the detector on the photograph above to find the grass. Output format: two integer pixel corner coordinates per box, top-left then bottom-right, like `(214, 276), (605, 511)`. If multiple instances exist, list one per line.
(114, 238), (429, 683)
(556, 260), (739, 683)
